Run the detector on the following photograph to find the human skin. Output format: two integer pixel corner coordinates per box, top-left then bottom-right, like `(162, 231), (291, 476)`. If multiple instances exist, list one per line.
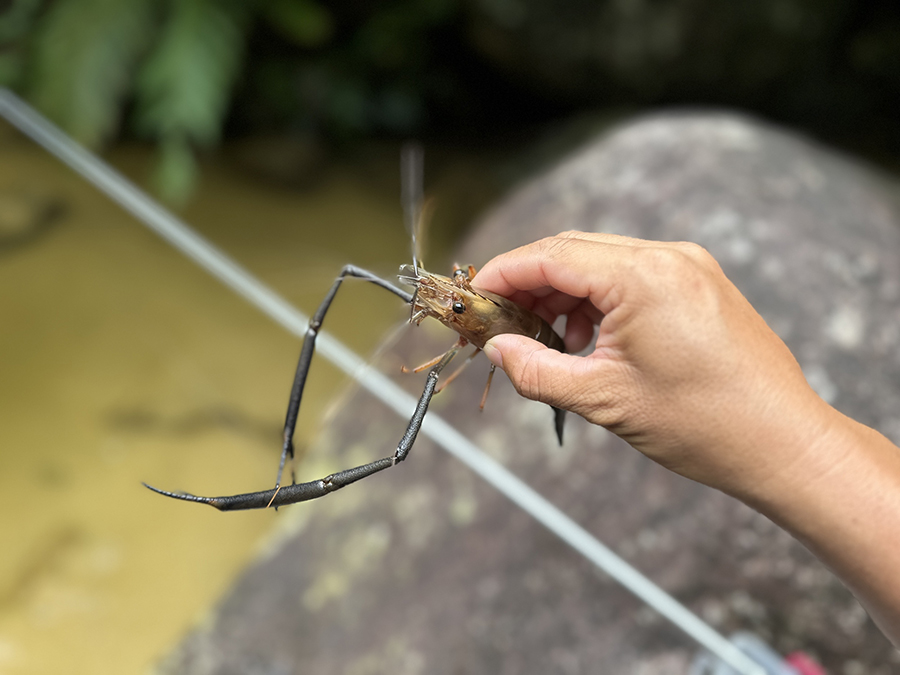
(473, 231), (900, 646)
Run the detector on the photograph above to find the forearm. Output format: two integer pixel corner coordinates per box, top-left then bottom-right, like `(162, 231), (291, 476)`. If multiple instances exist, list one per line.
(746, 406), (900, 645)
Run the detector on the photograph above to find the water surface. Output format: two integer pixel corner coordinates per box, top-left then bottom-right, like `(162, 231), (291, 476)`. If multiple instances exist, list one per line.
(0, 128), (492, 674)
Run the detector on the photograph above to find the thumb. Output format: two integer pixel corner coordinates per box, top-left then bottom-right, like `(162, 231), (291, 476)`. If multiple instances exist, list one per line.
(484, 334), (592, 410)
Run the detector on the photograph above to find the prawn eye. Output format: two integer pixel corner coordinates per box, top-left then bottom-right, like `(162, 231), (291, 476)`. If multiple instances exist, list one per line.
(452, 301), (466, 314)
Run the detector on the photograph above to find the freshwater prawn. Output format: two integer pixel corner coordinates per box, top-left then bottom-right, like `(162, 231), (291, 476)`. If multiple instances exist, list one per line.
(144, 146), (567, 511)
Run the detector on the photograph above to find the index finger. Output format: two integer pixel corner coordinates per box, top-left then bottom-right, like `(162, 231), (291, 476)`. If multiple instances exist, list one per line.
(473, 233), (642, 317)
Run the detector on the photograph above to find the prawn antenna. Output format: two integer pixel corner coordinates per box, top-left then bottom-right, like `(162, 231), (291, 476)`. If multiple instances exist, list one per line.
(401, 141), (424, 275)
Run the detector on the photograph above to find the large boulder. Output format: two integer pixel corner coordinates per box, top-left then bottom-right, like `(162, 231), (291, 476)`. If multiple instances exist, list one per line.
(157, 113), (900, 674)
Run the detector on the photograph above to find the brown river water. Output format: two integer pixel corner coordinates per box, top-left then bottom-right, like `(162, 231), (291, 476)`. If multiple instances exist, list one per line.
(0, 124), (497, 674)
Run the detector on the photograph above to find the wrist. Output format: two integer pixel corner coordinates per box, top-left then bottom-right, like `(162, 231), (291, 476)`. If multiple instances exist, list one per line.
(745, 403), (894, 539)
(692, 384), (842, 509)
(741, 402), (900, 642)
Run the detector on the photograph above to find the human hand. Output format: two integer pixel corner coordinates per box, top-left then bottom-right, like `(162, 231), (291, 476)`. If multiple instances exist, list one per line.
(475, 231), (900, 644)
(474, 231), (835, 502)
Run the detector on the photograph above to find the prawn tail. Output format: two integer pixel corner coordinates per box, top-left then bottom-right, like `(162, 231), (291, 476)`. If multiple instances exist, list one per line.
(552, 406), (566, 446)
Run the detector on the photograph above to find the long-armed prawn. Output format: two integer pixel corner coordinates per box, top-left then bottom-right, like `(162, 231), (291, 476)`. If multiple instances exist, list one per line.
(144, 147), (566, 511)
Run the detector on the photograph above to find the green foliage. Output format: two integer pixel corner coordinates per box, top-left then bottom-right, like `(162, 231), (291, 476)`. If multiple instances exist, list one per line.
(15, 0), (260, 203)
(134, 0), (249, 203)
(241, 0), (461, 141)
(150, 134), (197, 207)
(0, 0), (43, 87)
(11, 0), (462, 202)
(262, 0), (333, 48)
(28, 0), (155, 148)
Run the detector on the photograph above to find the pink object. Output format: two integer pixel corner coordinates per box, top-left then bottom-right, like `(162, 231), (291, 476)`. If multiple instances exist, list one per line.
(785, 651), (827, 675)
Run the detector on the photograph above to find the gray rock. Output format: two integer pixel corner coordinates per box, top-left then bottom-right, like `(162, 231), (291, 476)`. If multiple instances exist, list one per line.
(157, 113), (900, 674)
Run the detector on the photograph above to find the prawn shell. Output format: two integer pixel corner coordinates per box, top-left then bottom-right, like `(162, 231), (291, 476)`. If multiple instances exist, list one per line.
(454, 287), (566, 353)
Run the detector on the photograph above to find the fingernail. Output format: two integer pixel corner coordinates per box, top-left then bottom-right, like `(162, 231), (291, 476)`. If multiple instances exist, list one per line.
(483, 340), (503, 368)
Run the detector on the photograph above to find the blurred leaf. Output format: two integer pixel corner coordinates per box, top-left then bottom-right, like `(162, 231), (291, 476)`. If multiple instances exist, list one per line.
(0, 0), (43, 42)
(0, 54), (20, 87)
(151, 134), (197, 207)
(135, 0), (249, 146)
(135, 0), (249, 202)
(262, 0), (333, 48)
(27, 0), (154, 146)
(0, 0), (44, 88)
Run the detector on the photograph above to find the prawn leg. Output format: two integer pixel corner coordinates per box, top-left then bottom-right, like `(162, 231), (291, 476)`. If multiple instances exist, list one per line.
(479, 364), (496, 410)
(402, 342), (474, 380)
(401, 351), (448, 374)
(144, 340), (462, 511)
(275, 265), (412, 490)
(435, 348), (480, 394)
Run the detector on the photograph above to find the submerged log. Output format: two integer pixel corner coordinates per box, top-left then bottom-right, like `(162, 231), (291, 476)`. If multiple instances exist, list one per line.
(158, 114), (900, 674)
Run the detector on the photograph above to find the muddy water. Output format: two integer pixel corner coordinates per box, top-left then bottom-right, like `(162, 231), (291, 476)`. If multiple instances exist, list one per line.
(0, 127), (494, 674)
